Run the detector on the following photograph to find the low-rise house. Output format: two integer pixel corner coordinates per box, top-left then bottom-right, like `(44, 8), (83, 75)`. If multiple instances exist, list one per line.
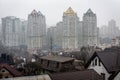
(49, 69), (103, 80)
(0, 63), (22, 79)
(85, 47), (120, 80)
(0, 53), (14, 65)
(39, 56), (75, 72)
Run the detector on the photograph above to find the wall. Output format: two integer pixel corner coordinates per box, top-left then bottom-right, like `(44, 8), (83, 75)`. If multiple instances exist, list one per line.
(114, 72), (120, 80)
(88, 56), (111, 80)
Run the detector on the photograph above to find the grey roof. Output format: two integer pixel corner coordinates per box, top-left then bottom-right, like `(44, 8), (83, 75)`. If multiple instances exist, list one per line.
(84, 8), (95, 16)
(86, 46), (120, 73)
(31, 9), (37, 14)
(38, 11), (43, 15)
(40, 56), (74, 62)
(86, 8), (93, 14)
(97, 51), (120, 72)
(50, 69), (103, 80)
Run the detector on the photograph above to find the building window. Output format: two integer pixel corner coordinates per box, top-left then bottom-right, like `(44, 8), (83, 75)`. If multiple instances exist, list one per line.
(92, 61), (94, 66)
(56, 62), (59, 68)
(47, 61), (50, 67)
(5, 76), (8, 78)
(99, 59), (101, 66)
(41, 59), (43, 64)
(95, 58), (97, 66)
(2, 70), (5, 73)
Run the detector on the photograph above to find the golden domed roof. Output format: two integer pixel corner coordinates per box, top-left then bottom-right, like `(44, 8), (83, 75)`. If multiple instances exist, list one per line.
(64, 7), (76, 15)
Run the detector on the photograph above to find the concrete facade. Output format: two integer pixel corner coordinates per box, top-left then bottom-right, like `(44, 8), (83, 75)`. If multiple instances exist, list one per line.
(82, 9), (99, 47)
(2, 16), (21, 47)
(27, 10), (46, 53)
(48, 7), (99, 51)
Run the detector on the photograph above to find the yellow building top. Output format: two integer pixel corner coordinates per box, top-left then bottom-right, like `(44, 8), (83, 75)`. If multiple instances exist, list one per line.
(64, 7), (76, 15)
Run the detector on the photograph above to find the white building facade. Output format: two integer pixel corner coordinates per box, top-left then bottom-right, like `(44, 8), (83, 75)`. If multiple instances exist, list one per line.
(62, 7), (80, 50)
(82, 9), (99, 47)
(1, 16), (21, 47)
(88, 56), (110, 80)
(19, 20), (27, 47)
(99, 19), (120, 39)
(49, 7), (99, 51)
(27, 10), (46, 53)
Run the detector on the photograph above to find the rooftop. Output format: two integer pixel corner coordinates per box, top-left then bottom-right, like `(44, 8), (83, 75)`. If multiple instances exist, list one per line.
(86, 46), (120, 72)
(64, 7), (76, 15)
(40, 55), (74, 62)
(0, 63), (22, 77)
(50, 69), (103, 80)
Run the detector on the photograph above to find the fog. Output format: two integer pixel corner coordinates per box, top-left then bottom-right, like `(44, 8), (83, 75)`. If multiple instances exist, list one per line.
(0, 0), (120, 27)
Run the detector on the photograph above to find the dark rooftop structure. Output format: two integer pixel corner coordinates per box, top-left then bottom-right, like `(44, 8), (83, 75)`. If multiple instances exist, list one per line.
(86, 46), (120, 72)
(0, 53), (14, 65)
(50, 69), (103, 80)
(39, 56), (75, 72)
(40, 56), (74, 62)
(0, 63), (22, 78)
(85, 46), (120, 80)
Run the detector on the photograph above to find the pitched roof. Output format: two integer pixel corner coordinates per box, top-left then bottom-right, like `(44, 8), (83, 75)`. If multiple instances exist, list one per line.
(40, 56), (74, 62)
(0, 63), (22, 77)
(38, 11), (43, 16)
(86, 8), (93, 14)
(64, 7), (76, 15)
(85, 46), (120, 73)
(109, 71), (120, 80)
(84, 8), (95, 16)
(49, 69), (103, 80)
(31, 9), (37, 14)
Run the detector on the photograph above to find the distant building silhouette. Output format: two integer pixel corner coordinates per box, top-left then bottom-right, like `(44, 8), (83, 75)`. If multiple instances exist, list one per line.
(0, 53), (14, 65)
(27, 10), (46, 53)
(47, 7), (99, 51)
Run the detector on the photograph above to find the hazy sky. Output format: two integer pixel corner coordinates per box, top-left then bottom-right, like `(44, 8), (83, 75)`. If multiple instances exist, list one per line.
(0, 0), (120, 27)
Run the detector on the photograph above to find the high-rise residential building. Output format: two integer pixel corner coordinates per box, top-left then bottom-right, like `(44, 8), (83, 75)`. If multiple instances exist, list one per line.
(0, 24), (2, 41)
(55, 22), (63, 48)
(1, 16), (21, 47)
(27, 10), (46, 53)
(99, 25), (108, 38)
(47, 22), (63, 51)
(19, 20), (27, 46)
(47, 26), (57, 51)
(77, 21), (83, 48)
(62, 7), (79, 50)
(47, 7), (99, 51)
(82, 9), (99, 47)
(99, 19), (120, 39)
(108, 19), (120, 38)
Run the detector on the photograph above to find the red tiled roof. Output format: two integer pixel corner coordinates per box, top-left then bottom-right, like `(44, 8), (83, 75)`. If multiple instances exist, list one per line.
(0, 63), (22, 77)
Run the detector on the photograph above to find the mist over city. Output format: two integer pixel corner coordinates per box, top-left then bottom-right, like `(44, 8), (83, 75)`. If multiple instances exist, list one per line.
(0, 0), (120, 80)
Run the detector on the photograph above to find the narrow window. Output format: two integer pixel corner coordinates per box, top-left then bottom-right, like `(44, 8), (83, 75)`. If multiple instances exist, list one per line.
(99, 59), (101, 66)
(92, 61), (94, 66)
(2, 70), (5, 72)
(47, 61), (50, 67)
(41, 59), (43, 64)
(56, 62), (59, 68)
(5, 76), (8, 78)
(95, 58), (97, 66)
